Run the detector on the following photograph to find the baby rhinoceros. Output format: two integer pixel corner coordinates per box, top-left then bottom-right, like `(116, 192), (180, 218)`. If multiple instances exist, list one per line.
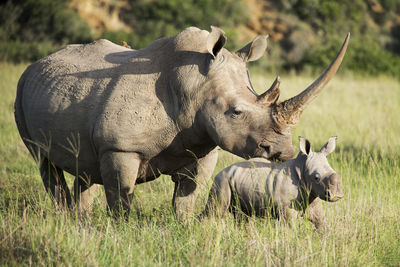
(201, 136), (344, 230)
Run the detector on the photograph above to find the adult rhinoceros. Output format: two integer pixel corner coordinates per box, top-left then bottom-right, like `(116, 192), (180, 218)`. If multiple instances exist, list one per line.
(14, 26), (349, 218)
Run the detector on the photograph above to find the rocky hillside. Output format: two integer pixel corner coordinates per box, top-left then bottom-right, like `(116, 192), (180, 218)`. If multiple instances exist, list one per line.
(68, 0), (400, 47)
(68, 0), (131, 34)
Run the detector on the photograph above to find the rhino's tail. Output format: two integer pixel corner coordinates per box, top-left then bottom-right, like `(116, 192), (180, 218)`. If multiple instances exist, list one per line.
(14, 67), (36, 159)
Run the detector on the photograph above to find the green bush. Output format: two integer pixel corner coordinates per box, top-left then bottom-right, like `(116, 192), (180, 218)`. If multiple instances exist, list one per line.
(276, 0), (400, 78)
(0, 40), (58, 63)
(0, 0), (92, 62)
(299, 35), (400, 79)
(345, 37), (400, 78)
(1, 0), (93, 43)
(123, 0), (248, 50)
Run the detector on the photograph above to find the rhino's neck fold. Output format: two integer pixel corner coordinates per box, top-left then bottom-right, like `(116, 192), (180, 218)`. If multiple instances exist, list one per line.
(293, 153), (307, 181)
(290, 153), (315, 210)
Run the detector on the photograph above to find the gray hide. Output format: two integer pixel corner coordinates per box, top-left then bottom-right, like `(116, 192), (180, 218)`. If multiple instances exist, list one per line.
(14, 26), (349, 218)
(201, 137), (343, 230)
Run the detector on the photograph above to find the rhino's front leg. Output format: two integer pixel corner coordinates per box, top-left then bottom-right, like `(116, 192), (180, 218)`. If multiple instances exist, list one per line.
(283, 207), (299, 226)
(307, 198), (326, 231)
(100, 151), (141, 217)
(171, 148), (219, 221)
(276, 206), (299, 227)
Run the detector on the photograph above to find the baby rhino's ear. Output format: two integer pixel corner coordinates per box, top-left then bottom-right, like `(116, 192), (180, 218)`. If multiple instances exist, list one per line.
(299, 136), (312, 155)
(320, 136), (337, 155)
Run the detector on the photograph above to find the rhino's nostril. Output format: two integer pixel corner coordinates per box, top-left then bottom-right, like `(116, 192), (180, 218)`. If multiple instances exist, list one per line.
(260, 145), (270, 155)
(329, 192), (344, 202)
(329, 173), (339, 184)
(328, 185), (344, 202)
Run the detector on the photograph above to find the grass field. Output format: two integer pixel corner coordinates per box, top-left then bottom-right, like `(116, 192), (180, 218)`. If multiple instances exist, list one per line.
(0, 62), (399, 266)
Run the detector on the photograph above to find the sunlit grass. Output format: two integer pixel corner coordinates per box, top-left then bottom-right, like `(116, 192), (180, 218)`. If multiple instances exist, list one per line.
(0, 62), (399, 265)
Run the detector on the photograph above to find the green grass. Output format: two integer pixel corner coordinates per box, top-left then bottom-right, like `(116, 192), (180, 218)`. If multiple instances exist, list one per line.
(1, 62), (399, 266)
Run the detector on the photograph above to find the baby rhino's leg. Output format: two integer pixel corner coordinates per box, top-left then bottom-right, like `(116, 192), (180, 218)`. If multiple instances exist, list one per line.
(307, 198), (326, 232)
(282, 207), (299, 226)
(200, 172), (232, 218)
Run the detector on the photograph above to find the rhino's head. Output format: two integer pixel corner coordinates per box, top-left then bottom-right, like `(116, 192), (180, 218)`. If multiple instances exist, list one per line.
(188, 27), (349, 161)
(299, 136), (344, 202)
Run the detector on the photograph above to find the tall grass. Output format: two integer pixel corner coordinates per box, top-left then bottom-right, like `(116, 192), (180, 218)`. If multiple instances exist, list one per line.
(0, 62), (399, 266)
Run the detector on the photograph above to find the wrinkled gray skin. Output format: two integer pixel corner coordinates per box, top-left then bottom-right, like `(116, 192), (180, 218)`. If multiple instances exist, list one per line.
(201, 137), (344, 230)
(14, 26), (349, 218)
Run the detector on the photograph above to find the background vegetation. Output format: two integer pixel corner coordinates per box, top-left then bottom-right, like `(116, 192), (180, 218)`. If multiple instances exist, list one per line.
(1, 63), (399, 266)
(279, 0), (400, 77)
(0, 1), (400, 265)
(0, 0), (92, 62)
(1, 0), (400, 78)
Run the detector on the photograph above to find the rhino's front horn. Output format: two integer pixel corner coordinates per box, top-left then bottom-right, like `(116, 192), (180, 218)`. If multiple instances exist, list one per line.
(276, 33), (350, 126)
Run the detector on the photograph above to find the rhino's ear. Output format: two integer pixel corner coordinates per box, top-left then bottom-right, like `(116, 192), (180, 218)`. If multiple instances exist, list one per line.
(207, 26), (227, 58)
(299, 136), (312, 155)
(236, 35), (268, 62)
(320, 136), (337, 155)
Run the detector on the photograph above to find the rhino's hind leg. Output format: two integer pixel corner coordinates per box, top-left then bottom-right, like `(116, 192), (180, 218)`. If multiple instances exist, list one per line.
(73, 178), (100, 213)
(172, 148), (218, 221)
(39, 157), (72, 209)
(200, 172), (232, 219)
(100, 151), (140, 217)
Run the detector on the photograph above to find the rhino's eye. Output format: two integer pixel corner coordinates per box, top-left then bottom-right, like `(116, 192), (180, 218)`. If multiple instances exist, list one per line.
(227, 106), (244, 119)
(233, 109), (243, 116)
(314, 174), (321, 182)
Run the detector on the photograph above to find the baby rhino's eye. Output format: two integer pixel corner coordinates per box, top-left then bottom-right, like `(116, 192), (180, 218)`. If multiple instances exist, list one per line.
(314, 174), (321, 182)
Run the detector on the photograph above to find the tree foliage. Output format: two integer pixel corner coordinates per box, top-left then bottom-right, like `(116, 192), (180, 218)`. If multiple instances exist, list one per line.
(122, 0), (247, 50)
(0, 0), (92, 62)
(0, 0), (399, 78)
(277, 0), (400, 77)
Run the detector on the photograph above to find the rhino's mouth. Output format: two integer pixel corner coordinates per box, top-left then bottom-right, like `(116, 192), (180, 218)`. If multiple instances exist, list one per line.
(328, 191), (344, 202)
(319, 190), (344, 202)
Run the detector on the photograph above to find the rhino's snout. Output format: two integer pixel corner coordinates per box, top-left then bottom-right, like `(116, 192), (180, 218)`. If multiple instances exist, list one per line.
(279, 146), (295, 161)
(327, 173), (344, 202)
(259, 144), (295, 162)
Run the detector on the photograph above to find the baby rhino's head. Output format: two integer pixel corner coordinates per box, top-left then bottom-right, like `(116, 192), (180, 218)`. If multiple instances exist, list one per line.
(299, 136), (344, 202)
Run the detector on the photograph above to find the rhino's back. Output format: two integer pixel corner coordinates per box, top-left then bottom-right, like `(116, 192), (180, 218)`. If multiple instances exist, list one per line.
(15, 39), (173, 177)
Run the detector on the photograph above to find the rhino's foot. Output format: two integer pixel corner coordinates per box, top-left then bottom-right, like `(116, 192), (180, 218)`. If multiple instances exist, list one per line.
(39, 156), (72, 209)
